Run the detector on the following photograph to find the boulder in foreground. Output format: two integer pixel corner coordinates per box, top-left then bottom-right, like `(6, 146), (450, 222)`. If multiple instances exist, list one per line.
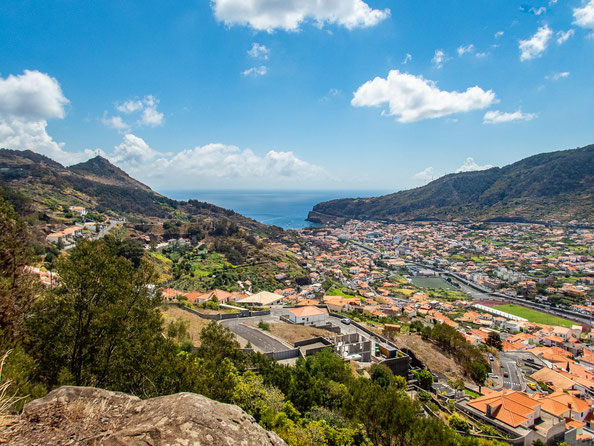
(7, 386), (287, 445)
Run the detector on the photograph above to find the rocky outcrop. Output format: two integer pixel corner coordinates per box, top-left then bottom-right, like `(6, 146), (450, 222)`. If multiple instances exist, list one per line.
(7, 386), (287, 445)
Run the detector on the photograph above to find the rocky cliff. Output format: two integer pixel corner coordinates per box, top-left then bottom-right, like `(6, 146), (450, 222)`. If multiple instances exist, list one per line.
(7, 386), (287, 445)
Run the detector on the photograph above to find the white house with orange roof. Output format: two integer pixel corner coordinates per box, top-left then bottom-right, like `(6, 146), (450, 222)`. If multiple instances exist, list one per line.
(287, 305), (328, 326)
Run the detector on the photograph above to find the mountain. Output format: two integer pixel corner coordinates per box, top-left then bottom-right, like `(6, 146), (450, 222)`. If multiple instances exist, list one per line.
(0, 149), (273, 232)
(309, 144), (594, 224)
(68, 155), (153, 192)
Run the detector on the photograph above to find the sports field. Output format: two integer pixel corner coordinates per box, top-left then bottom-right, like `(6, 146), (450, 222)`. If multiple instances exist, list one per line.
(410, 277), (457, 290)
(493, 304), (575, 327)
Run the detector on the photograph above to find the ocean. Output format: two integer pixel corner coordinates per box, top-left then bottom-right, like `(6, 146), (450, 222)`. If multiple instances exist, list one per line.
(159, 190), (389, 229)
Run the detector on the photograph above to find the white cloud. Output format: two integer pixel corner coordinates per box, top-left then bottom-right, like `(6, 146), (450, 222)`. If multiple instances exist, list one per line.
(211, 0), (390, 32)
(483, 109), (537, 124)
(140, 106), (164, 127)
(574, 0), (594, 29)
(108, 134), (328, 188)
(320, 88), (341, 102)
(545, 71), (570, 80)
(403, 53), (412, 64)
(0, 70), (85, 165)
(457, 44), (475, 56)
(0, 70), (69, 121)
(455, 157), (493, 173)
(556, 29), (575, 44)
(519, 25), (553, 61)
(101, 113), (129, 133)
(248, 43), (270, 59)
(116, 99), (143, 114)
(531, 6), (547, 15)
(494, 31), (504, 38)
(113, 133), (161, 166)
(414, 166), (434, 181)
(242, 66), (268, 76)
(139, 95), (163, 127)
(432, 49), (446, 68)
(475, 51), (489, 58)
(106, 95), (164, 129)
(351, 70), (496, 123)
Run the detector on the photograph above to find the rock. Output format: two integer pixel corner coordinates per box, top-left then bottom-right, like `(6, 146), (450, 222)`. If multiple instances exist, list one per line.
(8, 386), (287, 446)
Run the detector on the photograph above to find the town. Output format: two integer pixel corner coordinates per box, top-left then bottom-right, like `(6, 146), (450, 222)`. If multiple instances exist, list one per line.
(29, 198), (594, 445)
(100, 218), (592, 446)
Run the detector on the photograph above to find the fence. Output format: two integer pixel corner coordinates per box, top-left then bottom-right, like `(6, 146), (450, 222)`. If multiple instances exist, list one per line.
(265, 349), (300, 361)
(166, 303), (270, 320)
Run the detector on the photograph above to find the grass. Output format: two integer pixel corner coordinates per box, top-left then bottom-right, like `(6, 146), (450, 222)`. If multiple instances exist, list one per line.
(464, 389), (481, 399)
(1, 350), (21, 441)
(326, 288), (356, 298)
(410, 277), (457, 290)
(493, 304), (575, 327)
(161, 305), (212, 346)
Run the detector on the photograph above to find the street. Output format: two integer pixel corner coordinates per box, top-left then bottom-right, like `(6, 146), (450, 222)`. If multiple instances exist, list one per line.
(499, 353), (524, 391)
(221, 317), (291, 353)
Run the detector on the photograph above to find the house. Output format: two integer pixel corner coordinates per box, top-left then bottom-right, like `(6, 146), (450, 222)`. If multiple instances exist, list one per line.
(530, 368), (579, 394)
(287, 306), (328, 326)
(237, 291), (284, 306)
(323, 296), (349, 312)
(553, 326), (573, 341)
(46, 226), (83, 244)
(544, 335), (567, 348)
(467, 390), (541, 428)
(161, 288), (182, 300)
(69, 206), (87, 216)
(532, 391), (592, 422)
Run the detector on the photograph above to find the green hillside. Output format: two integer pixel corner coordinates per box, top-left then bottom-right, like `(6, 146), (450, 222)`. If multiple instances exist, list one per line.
(309, 144), (594, 224)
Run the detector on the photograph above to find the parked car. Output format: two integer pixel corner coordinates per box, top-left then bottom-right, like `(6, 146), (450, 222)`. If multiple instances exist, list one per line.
(527, 382), (537, 390)
(526, 357), (534, 362)
(488, 354), (494, 361)
(341, 318), (351, 325)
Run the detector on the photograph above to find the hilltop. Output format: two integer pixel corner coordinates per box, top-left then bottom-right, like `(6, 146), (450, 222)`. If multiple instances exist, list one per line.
(0, 149), (261, 226)
(308, 144), (594, 224)
(0, 148), (306, 291)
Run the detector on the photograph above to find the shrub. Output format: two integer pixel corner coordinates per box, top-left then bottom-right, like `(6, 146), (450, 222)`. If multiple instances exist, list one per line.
(258, 320), (270, 331)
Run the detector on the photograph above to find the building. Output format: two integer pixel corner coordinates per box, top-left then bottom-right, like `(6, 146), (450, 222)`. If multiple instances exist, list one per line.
(287, 306), (328, 326)
(461, 389), (568, 445)
(68, 206), (87, 216)
(237, 291), (284, 306)
(46, 226), (83, 244)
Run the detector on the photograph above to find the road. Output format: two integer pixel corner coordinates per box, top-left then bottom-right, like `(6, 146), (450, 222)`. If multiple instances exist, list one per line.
(222, 318), (290, 353)
(94, 218), (124, 239)
(64, 218), (124, 250)
(500, 353), (524, 391)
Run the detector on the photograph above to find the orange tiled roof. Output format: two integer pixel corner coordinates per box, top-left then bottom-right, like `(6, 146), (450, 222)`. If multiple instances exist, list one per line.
(289, 306), (328, 318)
(468, 390), (539, 428)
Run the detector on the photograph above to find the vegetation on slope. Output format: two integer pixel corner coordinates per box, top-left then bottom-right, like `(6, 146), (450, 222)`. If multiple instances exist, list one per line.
(309, 144), (594, 223)
(0, 195), (504, 446)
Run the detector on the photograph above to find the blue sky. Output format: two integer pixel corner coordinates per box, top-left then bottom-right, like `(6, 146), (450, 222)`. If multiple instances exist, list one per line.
(0, 0), (593, 190)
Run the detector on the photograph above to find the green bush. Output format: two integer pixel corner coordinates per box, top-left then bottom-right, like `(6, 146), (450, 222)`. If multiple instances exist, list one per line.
(258, 320), (270, 331)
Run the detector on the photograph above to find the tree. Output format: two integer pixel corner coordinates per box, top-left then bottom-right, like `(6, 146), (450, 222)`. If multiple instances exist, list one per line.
(486, 332), (502, 351)
(28, 239), (172, 395)
(370, 364), (394, 390)
(197, 321), (245, 366)
(449, 414), (470, 433)
(0, 195), (36, 341)
(416, 369), (434, 390)
(470, 361), (488, 385)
